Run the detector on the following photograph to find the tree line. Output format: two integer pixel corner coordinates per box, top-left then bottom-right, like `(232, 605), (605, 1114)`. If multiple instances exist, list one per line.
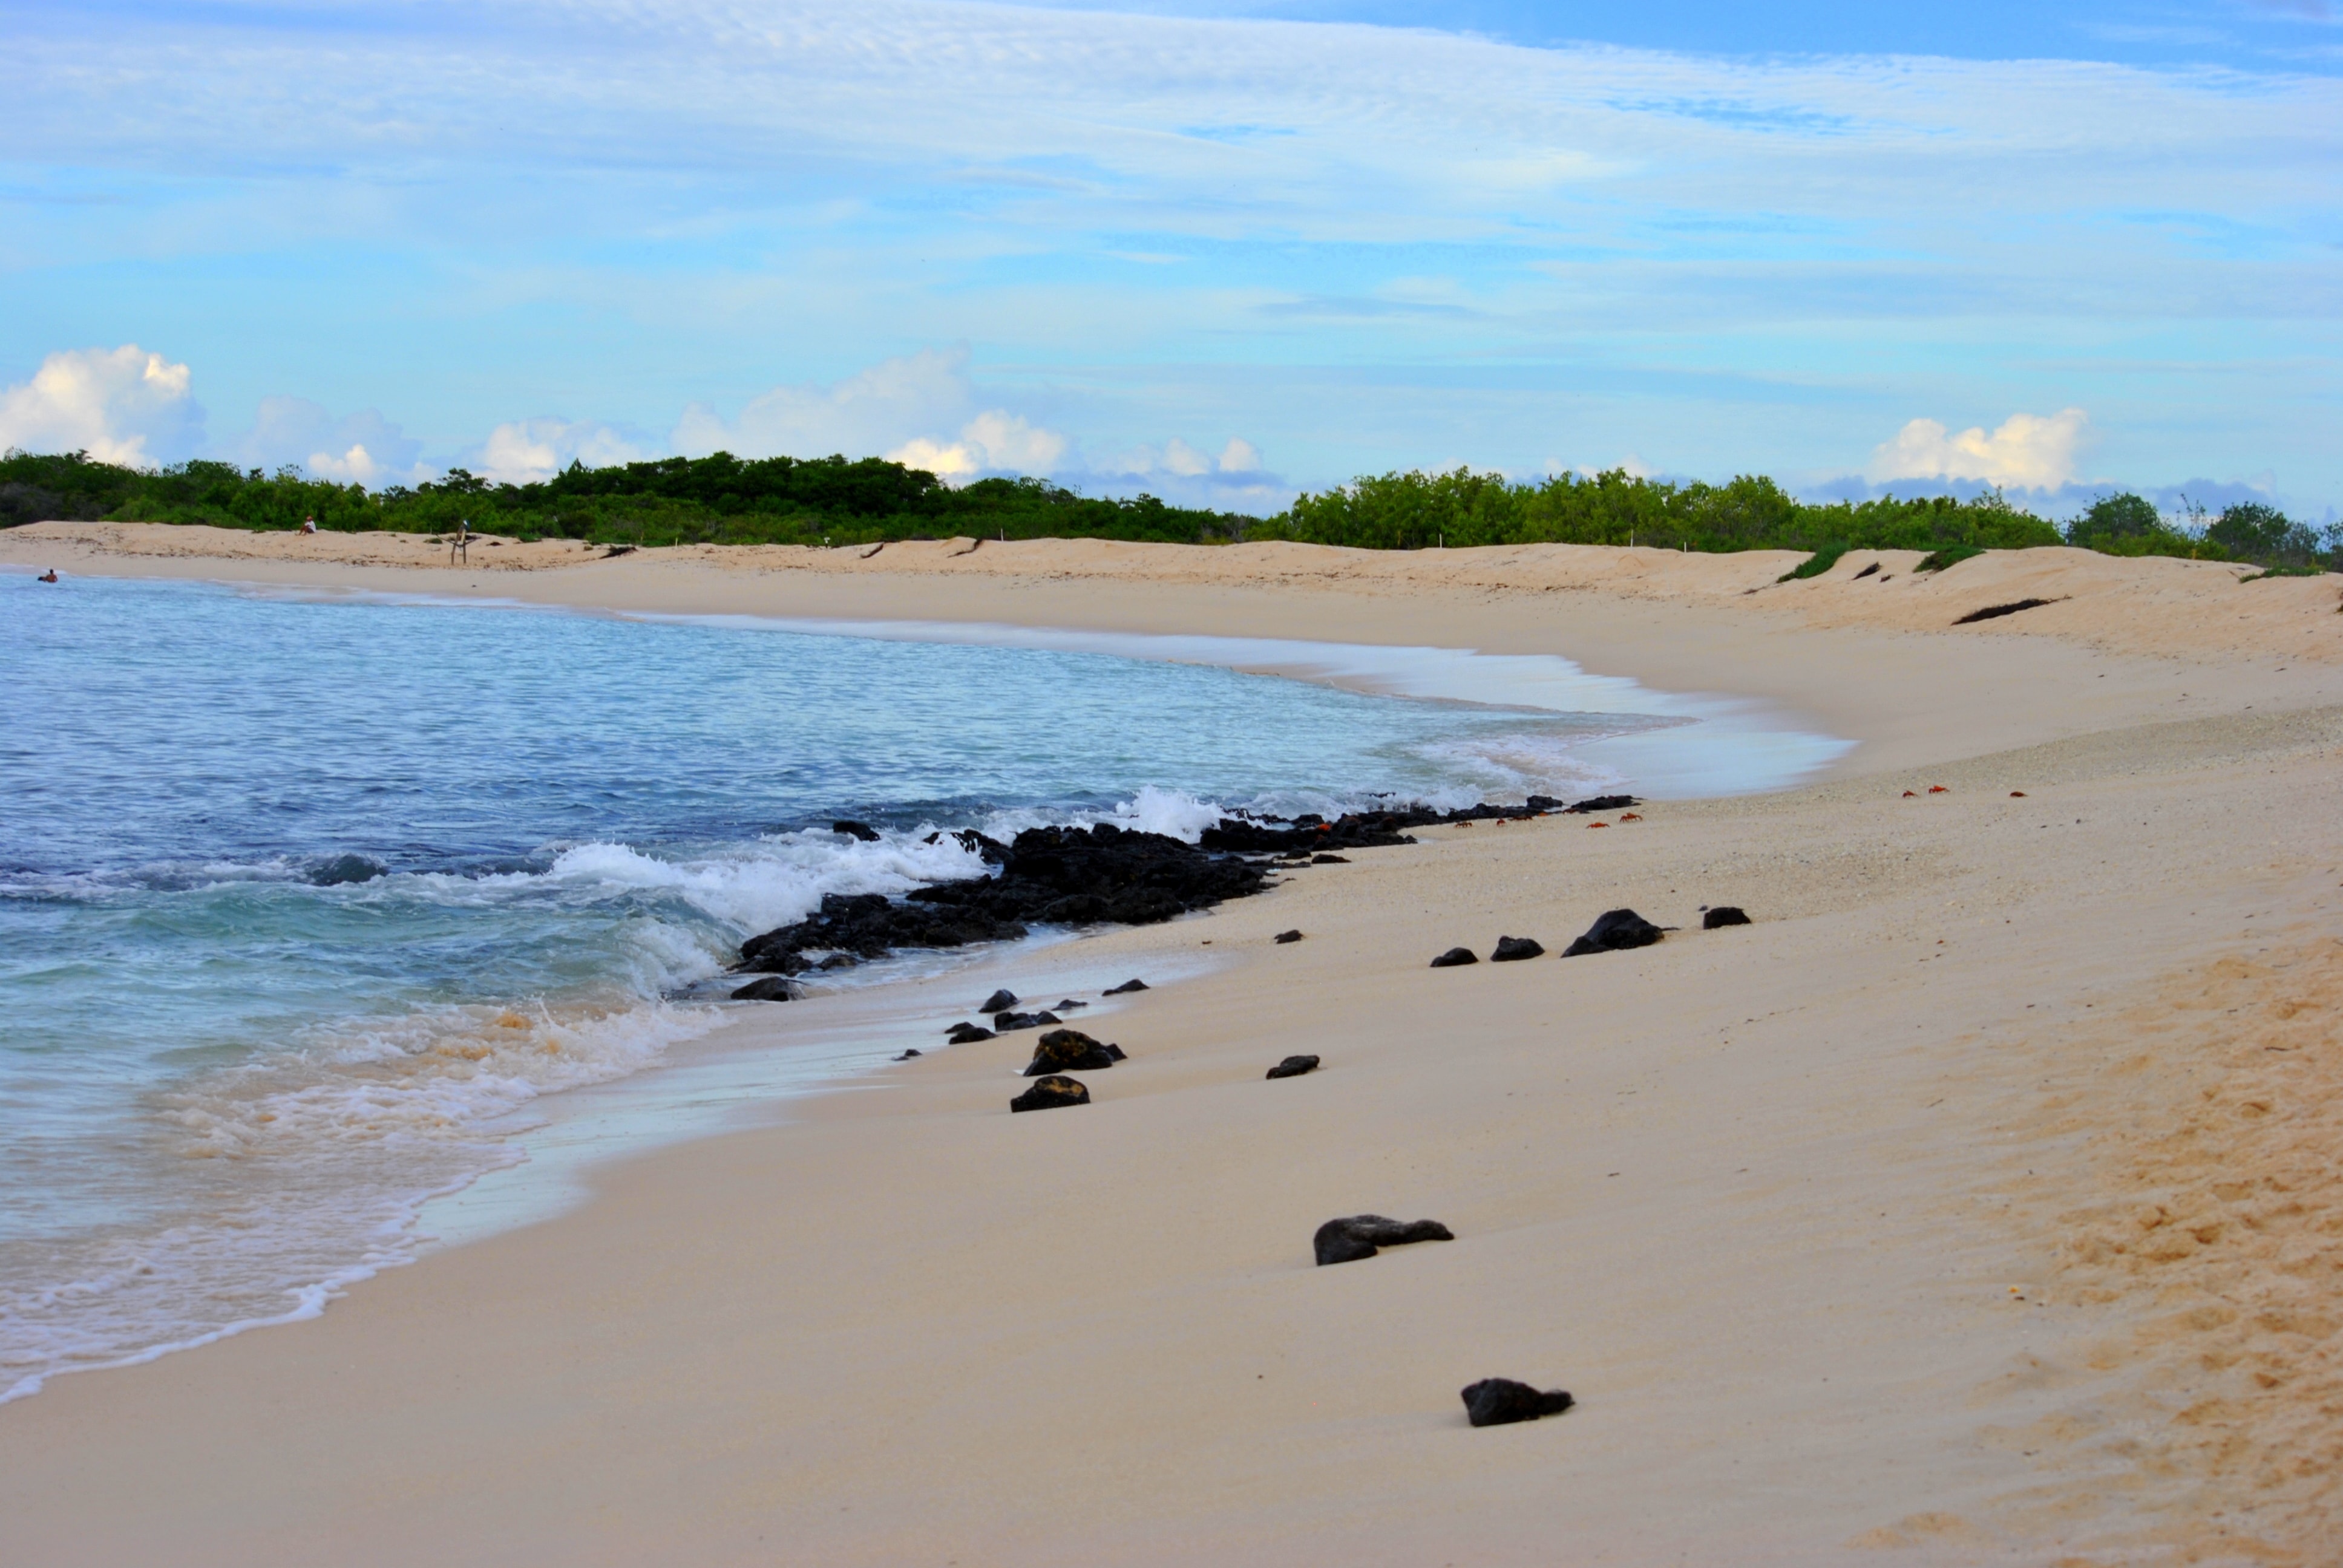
(2, 447), (2333, 572)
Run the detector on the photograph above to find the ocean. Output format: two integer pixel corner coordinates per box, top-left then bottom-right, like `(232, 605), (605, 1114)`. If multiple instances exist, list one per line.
(0, 569), (1848, 1399)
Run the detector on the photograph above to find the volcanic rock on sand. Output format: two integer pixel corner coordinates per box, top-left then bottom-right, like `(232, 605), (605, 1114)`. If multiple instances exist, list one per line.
(1313, 1215), (1454, 1266)
(1023, 1028), (1121, 1076)
(1460, 1378), (1575, 1427)
(1561, 909), (1663, 957)
(1010, 1075), (1090, 1112)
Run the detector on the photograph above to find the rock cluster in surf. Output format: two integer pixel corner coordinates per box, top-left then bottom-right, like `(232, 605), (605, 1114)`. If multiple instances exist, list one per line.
(735, 798), (1636, 975)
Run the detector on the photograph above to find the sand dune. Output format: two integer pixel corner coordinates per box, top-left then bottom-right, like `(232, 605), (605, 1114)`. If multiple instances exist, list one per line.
(2, 525), (2339, 1564)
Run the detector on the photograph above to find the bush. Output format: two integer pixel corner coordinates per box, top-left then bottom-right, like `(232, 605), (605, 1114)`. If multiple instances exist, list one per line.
(2207, 502), (2327, 569)
(2075, 492), (2160, 540)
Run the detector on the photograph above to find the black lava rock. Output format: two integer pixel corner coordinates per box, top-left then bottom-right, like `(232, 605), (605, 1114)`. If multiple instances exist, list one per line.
(1050, 998), (1088, 1010)
(310, 854), (386, 886)
(730, 976), (801, 1002)
(1010, 1074), (1090, 1112)
(992, 1010), (1060, 1031)
(1024, 1028), (1121, 1076)
(1429, 947), (1479, 968)
(831, 820), (882, 843)
(979, 988), (1019, 1013)
(738, 822), (1273, 974)
(944, 1022), (995, 1044)
(1312, 854), (1349, 864)
(1561, 909), (1664, 957)
(816, 953), (859, 970)
(1103, 979), (1149, 995)
(1703, 906), (1751, 929)
(1564, 795), (1637, 814)
(1275, 929), (1305, 944)
(738, 891), (1029, 975)
(1199, 809), (1426, 854)
(1490, 935), (1545, 962)
(895, 1048), (922, 1061)
(1312, 1215), (1455, 1266)
(1266, 1054), (1320, 1080)
(1460, 1378), (1575, 1427)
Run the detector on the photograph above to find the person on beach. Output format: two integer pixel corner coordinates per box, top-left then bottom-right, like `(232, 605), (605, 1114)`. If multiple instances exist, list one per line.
(301, 516), (317, 535)
(450, 519), (471, 564)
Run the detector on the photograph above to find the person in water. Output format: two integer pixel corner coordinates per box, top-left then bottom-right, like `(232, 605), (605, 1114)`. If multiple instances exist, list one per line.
(38, 569), (59, 582)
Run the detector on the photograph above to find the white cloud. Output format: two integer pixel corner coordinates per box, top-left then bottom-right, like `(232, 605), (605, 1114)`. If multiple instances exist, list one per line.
(1160, 438), (1213, 477)
(467, 418), (646, 485)
(1866, 408), (2090, 491)
(1082, 431), (1289, 509)
(960, 411), (1068, 474)
(221, 396), (427, 486)
(1103, 435), (1270, 483)
(0, 345), (202, 466)
(680, 348), (1073, 481)
(886, 411), (1070, 480)
(676, 348), (977, 462)
(884, 436), (982, 479)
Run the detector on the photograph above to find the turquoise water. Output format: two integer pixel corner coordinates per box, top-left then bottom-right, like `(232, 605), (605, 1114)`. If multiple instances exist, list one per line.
(0, 570), (1840, 1399)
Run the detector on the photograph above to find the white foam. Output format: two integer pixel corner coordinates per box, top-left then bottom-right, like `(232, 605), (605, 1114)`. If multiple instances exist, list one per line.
(0, 998), (722, 1403)
(543, 829), (988, 933)
(1110, 785), (1226, 841)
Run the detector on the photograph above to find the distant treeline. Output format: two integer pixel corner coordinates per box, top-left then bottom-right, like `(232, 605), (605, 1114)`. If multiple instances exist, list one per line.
(0, 450), (1253, 547)
(1276, 468), (2338, 574)
(3, 448), (2335, 573)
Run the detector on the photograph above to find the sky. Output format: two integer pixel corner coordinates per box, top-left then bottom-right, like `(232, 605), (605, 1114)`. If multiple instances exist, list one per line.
(2, 0), (2338, 517)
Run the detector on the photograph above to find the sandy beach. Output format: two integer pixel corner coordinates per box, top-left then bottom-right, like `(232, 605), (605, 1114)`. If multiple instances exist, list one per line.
(2, 523), (2339, 1565)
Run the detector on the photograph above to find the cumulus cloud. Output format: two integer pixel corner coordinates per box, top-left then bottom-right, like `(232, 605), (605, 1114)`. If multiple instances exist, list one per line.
(890, 411), (1071, 479)
(463, 418), (647, 485)
(1104, 436), (1263, 483)
(1866, 408), (2090, 492)
(675, 348), (978, 463)
(1083, 433), (1289, 511)
(220, 396), (427, 486)
(0, 345), (203, 466)
(678, 348), (1078, 481)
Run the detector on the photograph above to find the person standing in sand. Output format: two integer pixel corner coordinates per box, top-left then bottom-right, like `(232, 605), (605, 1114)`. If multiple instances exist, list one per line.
(450, 519), (470, 564)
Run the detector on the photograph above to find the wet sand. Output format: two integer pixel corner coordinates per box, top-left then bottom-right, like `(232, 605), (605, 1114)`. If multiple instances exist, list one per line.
(2, 524), (2339, 1564)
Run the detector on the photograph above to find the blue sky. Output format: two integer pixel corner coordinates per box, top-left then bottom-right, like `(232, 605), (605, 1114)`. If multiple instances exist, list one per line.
(3, 0), (2337, 515)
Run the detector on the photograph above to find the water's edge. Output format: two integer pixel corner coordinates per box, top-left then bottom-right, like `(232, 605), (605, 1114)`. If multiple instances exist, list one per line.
(1, 581), (1852, 1403)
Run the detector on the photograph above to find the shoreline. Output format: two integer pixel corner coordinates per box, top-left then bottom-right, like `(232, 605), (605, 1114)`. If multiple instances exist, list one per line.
(4, 528), (2342, 1563)
(3, 572), (1803, 1408)
(11, 521), (2343, 779)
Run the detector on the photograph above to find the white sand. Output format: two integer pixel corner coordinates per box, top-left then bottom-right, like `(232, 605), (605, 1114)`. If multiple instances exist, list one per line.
(2, 524), (2338, 1565)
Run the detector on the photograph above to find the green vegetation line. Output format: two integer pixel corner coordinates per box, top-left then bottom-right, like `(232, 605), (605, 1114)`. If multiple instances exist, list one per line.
(3, 449), (2334, 572)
